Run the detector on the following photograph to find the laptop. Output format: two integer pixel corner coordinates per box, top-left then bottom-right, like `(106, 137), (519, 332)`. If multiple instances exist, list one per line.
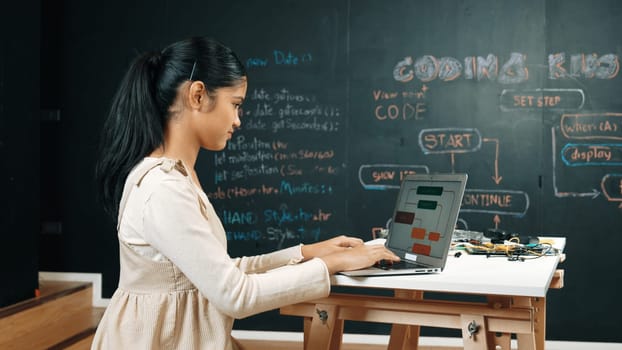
(341, 173), (468, 276)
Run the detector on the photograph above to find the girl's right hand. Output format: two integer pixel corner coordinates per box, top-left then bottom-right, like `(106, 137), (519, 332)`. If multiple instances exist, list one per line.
(319, 244), (400, 275)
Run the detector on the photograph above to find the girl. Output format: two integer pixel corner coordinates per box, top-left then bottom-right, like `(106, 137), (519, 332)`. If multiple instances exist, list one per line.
(93, 36), (398, 349)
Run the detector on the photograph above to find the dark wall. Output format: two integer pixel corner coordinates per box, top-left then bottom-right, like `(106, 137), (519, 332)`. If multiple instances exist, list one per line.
(1, 1), (40, 307)
(38, 0), (622, 342)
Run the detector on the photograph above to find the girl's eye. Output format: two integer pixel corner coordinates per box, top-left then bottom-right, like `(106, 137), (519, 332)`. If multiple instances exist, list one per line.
(235, 104), (244, 117)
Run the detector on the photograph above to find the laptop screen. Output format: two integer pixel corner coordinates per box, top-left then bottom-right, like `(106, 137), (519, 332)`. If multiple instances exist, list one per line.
(386, 173), (467, 268)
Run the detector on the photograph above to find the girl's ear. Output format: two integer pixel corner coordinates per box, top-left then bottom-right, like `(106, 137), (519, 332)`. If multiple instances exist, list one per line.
(187, 81), (207, 110)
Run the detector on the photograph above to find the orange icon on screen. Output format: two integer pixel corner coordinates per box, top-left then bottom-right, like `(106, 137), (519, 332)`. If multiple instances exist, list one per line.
(412, 243), (431, 255)
(411, 227), (426, 239)
(428, 232), (441, 241)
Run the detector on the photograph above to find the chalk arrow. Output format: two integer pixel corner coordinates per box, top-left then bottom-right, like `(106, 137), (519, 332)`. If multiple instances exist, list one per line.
(551, 127), (602, 199)
(483, 138), (502, 185)
(493, 214), (501, 229)
(492, 174), (503, 185)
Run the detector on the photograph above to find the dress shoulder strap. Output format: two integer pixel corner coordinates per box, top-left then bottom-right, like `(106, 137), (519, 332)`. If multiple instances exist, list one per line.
(116, 160), (163, 230)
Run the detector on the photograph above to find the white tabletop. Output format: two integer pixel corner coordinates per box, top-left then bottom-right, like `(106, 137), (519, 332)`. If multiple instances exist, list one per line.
(332, 238), (565, 298)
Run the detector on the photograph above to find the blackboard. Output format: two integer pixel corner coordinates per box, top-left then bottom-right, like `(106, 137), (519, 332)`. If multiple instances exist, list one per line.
(199, 0), (551, 258)
(50, 0), (622, 342)
(195, 0), (622, 340)
(198, 1), (350, 261)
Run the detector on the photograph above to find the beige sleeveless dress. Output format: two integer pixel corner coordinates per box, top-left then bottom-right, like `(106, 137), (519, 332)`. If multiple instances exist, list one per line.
(91, 158), (331, 349)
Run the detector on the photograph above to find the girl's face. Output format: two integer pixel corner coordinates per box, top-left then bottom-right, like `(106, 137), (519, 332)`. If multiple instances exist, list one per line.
(194, 79), (247, 151)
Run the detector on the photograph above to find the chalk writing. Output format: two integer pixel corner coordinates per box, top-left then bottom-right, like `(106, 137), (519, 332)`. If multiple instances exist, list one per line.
(373, 90), (399, 100)
(561, 144), (622, 166)
(244, 88), (341, 133)
(212, 49), (345, 247)
(207, 185), (280, 200)
(393, 52), (620, 83)
(548, 53), (619, 79)
(419, 128), (482, 154)
(560, 113), (622, 140)
(221, 210), (258, 225)
(500, 89), (585, 111)
(264, 205), (332, 226)
(245, 58), (268, 68)
(265, 226), (322, 245)
(374, 103), (426, 121)
(551, 126), (602, 199)
(249, 88), (314, 104)
(214, 164), (280, 184)
(214, 153), (339, 185)
(273, 50), (313, 65)
(464, 54), (498, 80)
(274, 89), (314, 103)
(278, 105), (340, 118)
(270, 118), (340, 133)
(213, 92), (342, 189)
(217, 147), (334, 167)
(372, 84), (428, 122)
(393, 53), (528, 84)
(280, 180), (334, 195)
(280, 164), (302, 176)
(358, 164), (430, 190)
(482, 138), (503, 185)
(245, 50), (313, 68)
(274, 149), (335, 161)
(460, 189), (530, 217)
(243, 88), (342, 133)
(266, 226), (298, 243)
(226, 135), (272, 151)
(497, 53), (529, 84)
(226, 230), (263, 241)
(226, 224), (325, 245)
(226, 150), (274, 164)
(313, 165), (338, 175)
(554, 112), (622, 201)
(225, 227), (322, 243)
(601, 174), (622, 202)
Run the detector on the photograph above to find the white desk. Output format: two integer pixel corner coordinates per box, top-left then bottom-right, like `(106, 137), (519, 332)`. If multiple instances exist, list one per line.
(281, 238), (565, 350)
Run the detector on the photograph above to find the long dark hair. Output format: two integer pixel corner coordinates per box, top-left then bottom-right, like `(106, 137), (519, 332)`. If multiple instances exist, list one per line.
(95, 37), (247, 220)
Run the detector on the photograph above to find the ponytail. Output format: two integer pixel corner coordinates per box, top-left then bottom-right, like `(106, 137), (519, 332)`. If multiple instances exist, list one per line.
(96, 37), (246, 221)
(95, 52), (165, 219)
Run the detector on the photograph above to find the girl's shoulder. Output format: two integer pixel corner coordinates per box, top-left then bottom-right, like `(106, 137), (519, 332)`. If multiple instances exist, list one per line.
(117, 157), (193, 228)
(130, 157), (192, 193)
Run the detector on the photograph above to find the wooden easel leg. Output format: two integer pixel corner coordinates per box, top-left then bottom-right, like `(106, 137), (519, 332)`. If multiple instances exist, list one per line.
(487, 331), (511, 350)
(516, 332), (536, 350)
(515, 296), (545, 350)
(306, 304), (341, 350)
(487, 296), (511, 350)
(388, 290), (423, 350)
(460, 314), (488, 350)
(388, 324), (420, 350)
(303, 317), (311, 350)
(533, 297), (546, 350)
(329, 318), (344, 350)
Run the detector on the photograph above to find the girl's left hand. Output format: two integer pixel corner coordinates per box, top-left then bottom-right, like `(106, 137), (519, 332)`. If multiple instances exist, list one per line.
(301, 235), (363, 260)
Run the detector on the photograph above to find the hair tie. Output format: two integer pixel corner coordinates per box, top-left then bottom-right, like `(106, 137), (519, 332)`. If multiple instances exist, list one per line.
(147, 51), (162, 68)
